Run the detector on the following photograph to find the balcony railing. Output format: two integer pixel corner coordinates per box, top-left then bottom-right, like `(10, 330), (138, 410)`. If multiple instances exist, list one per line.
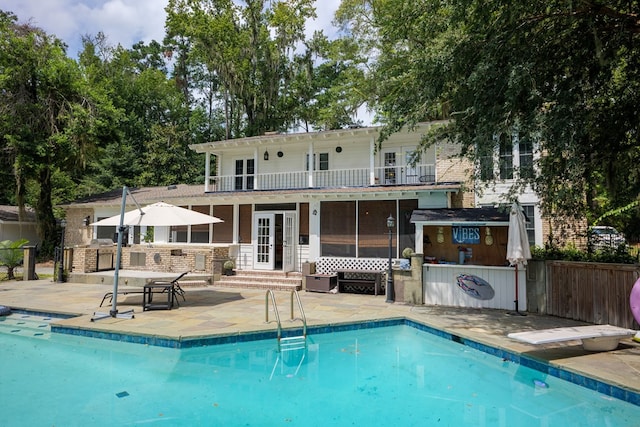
(207, 163), (436, 192)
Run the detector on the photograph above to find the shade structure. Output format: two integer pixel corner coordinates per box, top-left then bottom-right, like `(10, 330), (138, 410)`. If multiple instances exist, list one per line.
(506, 202), (531, 314)
(91, 202), (223, 227)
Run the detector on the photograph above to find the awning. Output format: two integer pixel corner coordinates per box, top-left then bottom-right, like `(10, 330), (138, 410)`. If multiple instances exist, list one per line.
(410, 207), (514, 226)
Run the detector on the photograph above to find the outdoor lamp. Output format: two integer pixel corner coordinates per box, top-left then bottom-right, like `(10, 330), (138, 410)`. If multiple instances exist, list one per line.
(57, 219), (67, 283)
(264, 150), (269, 161)
(386, 214), (395, 303)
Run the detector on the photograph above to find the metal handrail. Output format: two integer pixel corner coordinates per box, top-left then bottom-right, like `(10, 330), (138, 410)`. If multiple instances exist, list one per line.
(289, 290), (307, 338)
(265, 290), (282, 341)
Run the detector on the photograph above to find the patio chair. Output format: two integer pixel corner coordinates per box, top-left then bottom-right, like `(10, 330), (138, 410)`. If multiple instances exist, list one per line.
(99, 271), (190, 307)
(148, 271), (190, 307)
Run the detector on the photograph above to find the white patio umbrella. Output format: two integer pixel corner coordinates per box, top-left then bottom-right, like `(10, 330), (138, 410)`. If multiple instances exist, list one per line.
(91, 188), (223, 321)
(506, 201), (531, 315)
(91, 201), (224, 227)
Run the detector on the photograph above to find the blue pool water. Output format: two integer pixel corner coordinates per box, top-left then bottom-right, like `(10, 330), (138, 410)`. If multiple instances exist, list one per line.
(1, 314), (639, 426)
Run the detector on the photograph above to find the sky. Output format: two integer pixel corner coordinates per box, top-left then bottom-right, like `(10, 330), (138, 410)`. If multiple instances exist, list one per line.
(2, 0), (344, 58)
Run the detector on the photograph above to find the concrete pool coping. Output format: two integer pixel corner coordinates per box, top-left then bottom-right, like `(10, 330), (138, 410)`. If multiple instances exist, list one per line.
(1, 276), (640, 405)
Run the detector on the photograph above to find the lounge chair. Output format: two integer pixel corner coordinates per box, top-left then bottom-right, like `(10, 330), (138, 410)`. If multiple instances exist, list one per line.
(508, 324), (636, 351)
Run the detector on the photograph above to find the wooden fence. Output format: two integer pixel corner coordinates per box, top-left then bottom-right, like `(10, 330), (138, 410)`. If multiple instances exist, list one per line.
(546, 261), (640, 329)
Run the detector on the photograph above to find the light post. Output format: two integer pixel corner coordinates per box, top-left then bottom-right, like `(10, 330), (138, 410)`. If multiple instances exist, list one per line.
(386, 214), (395, 303)
(57, 219), (67, 283)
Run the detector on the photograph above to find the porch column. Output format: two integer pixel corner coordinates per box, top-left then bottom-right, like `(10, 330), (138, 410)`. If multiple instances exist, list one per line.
(370, 137), (376, 185)
(415, 224), (424, 255)
(309, 200), (321, 260)
(232, 203), (240, 244)
(254, 148), (260, 190)
(308, 142), (314, 188)
(205, 152), (211, 192)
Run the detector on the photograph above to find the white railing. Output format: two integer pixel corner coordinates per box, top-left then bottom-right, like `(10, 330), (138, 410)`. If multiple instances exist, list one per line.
(207, 163), (436, 192)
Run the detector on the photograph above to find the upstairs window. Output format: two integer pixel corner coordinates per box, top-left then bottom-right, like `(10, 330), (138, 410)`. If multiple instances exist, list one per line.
(519, 138), (534, 179)
(306, 153), (329, 171)
(234, 159), (255, 190)
(479, 154), (494, 181)
(499, 134), (513, 180)
(319, 153), (329, 170)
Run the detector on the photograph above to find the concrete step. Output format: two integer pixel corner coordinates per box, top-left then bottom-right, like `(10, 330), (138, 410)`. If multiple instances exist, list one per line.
(213, 271), (302, 291)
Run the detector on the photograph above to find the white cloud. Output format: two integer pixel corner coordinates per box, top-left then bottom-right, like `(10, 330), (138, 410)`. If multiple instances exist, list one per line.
(3, 0), (168, 57)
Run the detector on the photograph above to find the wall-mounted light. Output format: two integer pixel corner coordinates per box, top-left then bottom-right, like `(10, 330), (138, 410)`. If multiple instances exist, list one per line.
(82, 216), (91, 227)
(277, 151), (283, 158)
(263, 150), (269, 161)
(312, 209), (318, 215)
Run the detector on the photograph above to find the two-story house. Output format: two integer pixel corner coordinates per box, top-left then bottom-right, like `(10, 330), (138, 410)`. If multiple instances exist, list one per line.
(66, 122), (472, 275)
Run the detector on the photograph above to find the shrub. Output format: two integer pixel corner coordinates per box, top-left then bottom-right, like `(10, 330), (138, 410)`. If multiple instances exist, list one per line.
(0, 239), (29, 280)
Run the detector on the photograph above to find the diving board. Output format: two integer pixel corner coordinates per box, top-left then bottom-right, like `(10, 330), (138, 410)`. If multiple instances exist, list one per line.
(508, 325), (636, 351)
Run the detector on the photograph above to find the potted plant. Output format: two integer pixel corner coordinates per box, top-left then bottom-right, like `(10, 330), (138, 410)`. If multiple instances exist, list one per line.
(223, 260), (235, 276)
(402, 247), (415, 259)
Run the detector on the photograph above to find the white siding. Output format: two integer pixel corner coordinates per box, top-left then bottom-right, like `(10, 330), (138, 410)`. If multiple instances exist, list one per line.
(423, 264), (526, 310)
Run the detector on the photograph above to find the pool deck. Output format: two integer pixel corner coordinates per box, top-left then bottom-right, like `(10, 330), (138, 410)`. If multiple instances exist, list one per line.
(3, 271), (640, 403)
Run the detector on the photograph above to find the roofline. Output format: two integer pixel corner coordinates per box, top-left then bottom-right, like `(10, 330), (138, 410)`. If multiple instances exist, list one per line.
(65, 183), (462, 208)
(189, 121), (449, 154)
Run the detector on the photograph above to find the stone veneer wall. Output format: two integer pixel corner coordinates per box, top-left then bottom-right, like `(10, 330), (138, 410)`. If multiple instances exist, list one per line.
(71, 245), (230, 274)
(64, 209), (95, 247)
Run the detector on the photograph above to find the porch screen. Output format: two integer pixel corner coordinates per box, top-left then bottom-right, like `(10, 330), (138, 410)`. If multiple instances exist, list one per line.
(170, 208), (188, 243)
(398, 199), (418, 254)
(213, 205), (233, 243)
(190, 205), (211, 243)
(358, 200), (396, 257)
(320, 201), (356, 257)
(239, 204), (252, 244)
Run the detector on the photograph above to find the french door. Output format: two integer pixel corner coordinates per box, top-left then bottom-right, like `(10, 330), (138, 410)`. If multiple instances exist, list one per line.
(253, 212), (297, 271)
(254, 213), (274, 270)
(282, 212), (296, 272)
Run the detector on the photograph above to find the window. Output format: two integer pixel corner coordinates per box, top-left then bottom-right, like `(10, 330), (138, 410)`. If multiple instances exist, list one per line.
(234, 159), (255, 190)
(319, 153), (329, 170)
(519, 138), (534, 179)
(384, 152), (397, 184)
(522, 205), (535, 245)
(306, 153), (329, 171)
(479, 155), (494, 181)
(499, 134), (513, 180)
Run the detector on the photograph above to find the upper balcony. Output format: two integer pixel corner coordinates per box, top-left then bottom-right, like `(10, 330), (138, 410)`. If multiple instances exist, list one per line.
(206, 163), (436, 192)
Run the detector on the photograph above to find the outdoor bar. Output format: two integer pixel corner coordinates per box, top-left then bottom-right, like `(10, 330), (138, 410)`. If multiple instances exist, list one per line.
(411, 207), (527, 311)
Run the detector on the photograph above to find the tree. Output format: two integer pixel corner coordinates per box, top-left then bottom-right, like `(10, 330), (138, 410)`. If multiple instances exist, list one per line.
(77, 37), (205, 189)
(336, 1), (640, 238)
(0, 11), (109, 255)
(166, 0), (319, 137)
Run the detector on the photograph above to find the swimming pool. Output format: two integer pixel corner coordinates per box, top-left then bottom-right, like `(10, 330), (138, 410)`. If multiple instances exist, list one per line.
(1, 313), (639, 426)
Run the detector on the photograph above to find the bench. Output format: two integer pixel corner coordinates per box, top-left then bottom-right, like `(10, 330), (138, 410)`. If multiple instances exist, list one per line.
(336, 270), (384, 295)
(315, 257), (390, 296)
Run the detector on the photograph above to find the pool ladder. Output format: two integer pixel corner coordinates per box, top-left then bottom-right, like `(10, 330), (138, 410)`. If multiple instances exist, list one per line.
(265, 289), (307, 353)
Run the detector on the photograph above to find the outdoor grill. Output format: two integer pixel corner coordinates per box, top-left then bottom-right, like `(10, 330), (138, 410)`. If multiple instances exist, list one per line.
(87, 239), (116, 271)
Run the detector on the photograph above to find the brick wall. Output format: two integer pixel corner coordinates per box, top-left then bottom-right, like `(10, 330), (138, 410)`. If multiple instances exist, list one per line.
(71, 245), (231, 274)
